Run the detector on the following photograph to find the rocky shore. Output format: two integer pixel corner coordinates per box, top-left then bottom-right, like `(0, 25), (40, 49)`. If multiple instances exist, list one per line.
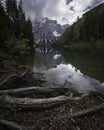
(0, 66), (104, 130)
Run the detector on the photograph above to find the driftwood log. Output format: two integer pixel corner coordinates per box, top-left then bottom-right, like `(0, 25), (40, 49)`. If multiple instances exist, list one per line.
(0, 86), (69, 97)
(0, 119), (28, 130)
(0, 95), (83, 110)
(59, 103), (104, 119)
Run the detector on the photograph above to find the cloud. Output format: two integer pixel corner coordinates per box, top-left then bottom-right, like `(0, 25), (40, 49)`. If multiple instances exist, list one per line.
(44, 64), (101, 93)
(23, 0), (46, 21)
(22, 0), (104, 25)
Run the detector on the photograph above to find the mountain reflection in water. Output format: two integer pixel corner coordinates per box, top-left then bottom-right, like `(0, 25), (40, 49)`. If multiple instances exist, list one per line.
(33, 47), (104, 94)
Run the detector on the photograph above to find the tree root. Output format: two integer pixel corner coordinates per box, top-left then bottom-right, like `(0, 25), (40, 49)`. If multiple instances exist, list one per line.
(0, 95), (83, 110)
(0, 119), (28, 130)
(0, 69), (28, 89)
(0, 70), (8, 74)
(0, 86), (69, 97)
(59, 103), (104, 119)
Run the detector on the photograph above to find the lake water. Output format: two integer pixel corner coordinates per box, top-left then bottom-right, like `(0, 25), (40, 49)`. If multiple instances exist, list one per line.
(24, 46), (104, 94)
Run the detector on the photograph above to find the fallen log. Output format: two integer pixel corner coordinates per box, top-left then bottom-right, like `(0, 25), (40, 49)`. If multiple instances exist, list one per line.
(0, 119), (28, 130)
(0, 95), (83, 110)
(0, 86), (68, 97)
(59, 103), (104, 119)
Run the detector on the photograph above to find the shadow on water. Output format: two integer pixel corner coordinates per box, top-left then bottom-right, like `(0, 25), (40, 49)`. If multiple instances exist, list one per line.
(33, 47), (65, 73)
(21, 52), (35, 71)
(57, 47), (104, 82)
(22, 46), (104, 94)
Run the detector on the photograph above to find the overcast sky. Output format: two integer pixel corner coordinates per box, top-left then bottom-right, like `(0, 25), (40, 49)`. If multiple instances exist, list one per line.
(22, 0), (104, 25)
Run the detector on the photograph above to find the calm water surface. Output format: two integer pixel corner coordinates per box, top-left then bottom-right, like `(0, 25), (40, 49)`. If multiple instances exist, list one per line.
(24, 46), (104, 94)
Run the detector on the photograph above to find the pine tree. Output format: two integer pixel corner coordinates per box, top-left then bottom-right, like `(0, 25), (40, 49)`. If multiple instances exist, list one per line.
(0, 0), (5, 44)
(5, 0), (18, 35)
(0, 0), (4, 20)
(18, 0), (34, 49)
(0, 0), (35, 67)
(18, 0), (26, 35)
(25, 18), (34, 49)
(0, 0), (9, 48)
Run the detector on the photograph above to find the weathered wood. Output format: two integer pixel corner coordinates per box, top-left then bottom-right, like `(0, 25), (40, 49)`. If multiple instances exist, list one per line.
(0, 95), (83, 110)
(0, 74), (17, 86)
(59, 103), (104, 119)
(0, 86), (67, 97)
(0, 70), (8, 73)
(0, 119), (28, 130)
(0, 69), (28, 88)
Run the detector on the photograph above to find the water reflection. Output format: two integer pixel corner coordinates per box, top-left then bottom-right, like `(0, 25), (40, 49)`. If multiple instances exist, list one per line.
(33, 47), (65, 73)
(33, 47), (104, 94)
(59, 48), (104, 82)
(44, 64), (103, 93)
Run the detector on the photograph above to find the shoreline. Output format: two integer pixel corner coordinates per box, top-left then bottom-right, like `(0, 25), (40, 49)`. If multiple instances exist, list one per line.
(0, 66), (104, 130)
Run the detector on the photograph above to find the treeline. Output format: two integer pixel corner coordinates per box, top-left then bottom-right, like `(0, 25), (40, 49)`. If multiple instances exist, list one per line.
(0, 0), (34, 67)
(55, 3), (104, 51)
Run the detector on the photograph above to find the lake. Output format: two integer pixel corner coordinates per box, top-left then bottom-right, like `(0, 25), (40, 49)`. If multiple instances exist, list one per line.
(23, 46), (104, 94)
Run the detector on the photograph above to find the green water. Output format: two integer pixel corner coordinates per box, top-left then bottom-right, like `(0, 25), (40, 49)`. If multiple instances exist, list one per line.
(22, 47), (104, 84)
(58, 48), (104, 82)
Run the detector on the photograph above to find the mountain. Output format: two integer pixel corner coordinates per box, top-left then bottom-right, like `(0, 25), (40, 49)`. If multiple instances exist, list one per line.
(32, 18), (69, 45)
(32, 0), (104, 46)
(55, 3), (104, 50)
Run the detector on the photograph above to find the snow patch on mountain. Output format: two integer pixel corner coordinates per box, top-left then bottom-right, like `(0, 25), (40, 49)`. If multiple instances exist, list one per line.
(53, 31), (61, 37)
(53, 54), (61, 60)
(33, 17), (69, 45)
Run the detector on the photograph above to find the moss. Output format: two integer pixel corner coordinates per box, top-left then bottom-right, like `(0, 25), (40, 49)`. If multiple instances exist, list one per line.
(0, 104), (24, 124)
(68, 94), (104, 112)
(0, 93), (103, 125)
(64, 87), (82, 97)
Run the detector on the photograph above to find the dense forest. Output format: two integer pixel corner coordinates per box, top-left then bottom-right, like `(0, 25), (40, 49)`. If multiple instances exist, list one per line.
(0, 0), (34, 67)
(55, 3), (104, 52)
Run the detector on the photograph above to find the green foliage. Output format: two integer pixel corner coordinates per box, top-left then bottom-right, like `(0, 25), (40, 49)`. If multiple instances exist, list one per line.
(0, 104), (23, 123)
(0, 0), (34, 67)
(6, 104), (21, 117)
(72, 42), (89, 50)
(25, 18), (34, 49)
(0, 50), (19, 67)
(55, 3), (104, 53)
(64, 87), (82, 97)
(4, 35), (30, 56)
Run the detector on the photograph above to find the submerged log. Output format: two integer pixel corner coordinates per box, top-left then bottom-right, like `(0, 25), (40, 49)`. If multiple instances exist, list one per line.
(0, 119), (28, 130)
(0, 95), (83, 110)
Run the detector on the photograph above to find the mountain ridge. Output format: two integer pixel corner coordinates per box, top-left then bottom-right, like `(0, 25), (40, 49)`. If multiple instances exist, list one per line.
(54, 2), (104, 51)
(33, 17), (69, 45)
(32, 0), (104, 46)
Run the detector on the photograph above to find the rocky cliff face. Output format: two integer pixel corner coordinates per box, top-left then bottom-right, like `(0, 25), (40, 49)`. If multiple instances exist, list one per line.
(32, 0), (104, 45)
(32, 18), (69, 45)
